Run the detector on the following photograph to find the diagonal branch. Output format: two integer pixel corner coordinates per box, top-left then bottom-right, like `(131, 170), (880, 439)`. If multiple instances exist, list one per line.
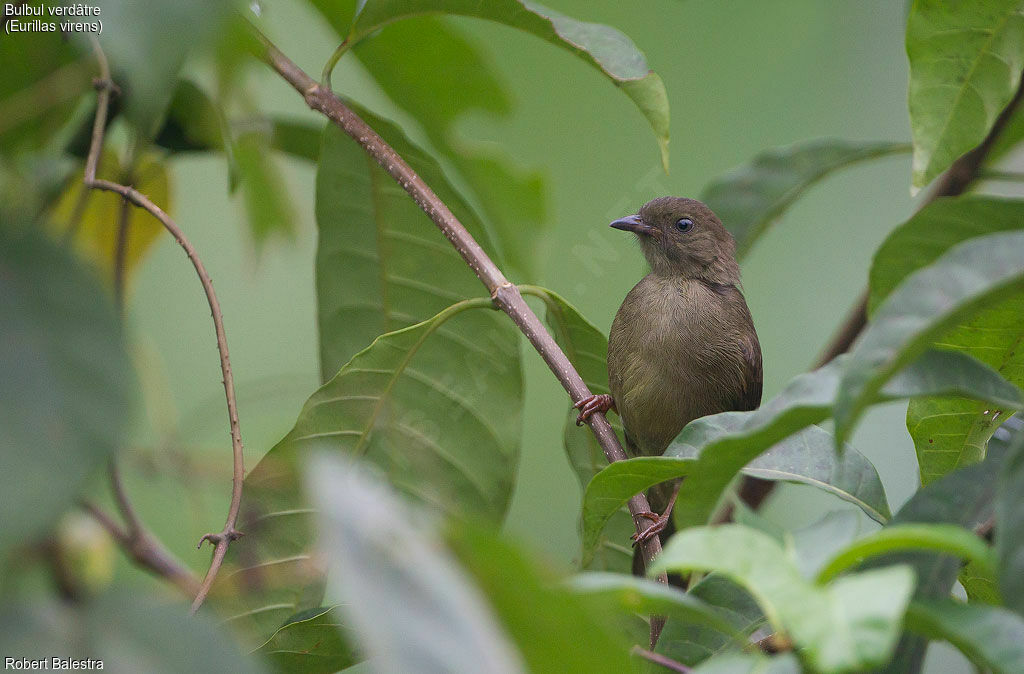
(82, 37), (246, 615)
(249, 25), (669, 643)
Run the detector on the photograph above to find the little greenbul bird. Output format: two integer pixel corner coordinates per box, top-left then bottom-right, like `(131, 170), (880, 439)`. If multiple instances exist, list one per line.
(575, 196), (763, 546)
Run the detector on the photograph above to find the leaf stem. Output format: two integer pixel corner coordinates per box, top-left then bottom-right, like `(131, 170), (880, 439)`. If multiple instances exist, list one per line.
(82, 35), (246, 615)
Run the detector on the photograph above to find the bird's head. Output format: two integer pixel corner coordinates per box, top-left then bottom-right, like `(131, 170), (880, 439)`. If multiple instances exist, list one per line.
(610, 196), (740, 284)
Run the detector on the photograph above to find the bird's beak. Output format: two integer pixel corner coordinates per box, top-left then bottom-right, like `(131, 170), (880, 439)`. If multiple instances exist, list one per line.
(610, 214), (657, 237)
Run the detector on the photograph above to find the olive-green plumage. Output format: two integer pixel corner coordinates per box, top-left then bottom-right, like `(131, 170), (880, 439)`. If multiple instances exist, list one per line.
(607, 197), (762, 457)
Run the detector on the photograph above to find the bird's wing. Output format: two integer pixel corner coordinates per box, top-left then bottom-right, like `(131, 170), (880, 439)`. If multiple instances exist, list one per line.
(735, 332), (763, 412)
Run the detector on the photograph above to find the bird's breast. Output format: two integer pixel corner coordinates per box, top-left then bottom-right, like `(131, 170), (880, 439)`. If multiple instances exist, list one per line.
(607, 275), (751, 455)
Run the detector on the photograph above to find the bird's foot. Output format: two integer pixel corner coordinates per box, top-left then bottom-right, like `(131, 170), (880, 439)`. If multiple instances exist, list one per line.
(631, 512), (670, 546)
(574, 394), (616, 426)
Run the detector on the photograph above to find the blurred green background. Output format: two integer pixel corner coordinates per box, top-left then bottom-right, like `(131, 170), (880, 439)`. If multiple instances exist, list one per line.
(117, 0), (963, 664)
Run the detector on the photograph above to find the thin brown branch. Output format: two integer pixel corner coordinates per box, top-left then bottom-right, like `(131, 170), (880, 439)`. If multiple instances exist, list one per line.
(250, 24), (668, 644)
(631, 646), (693, 673)
(82, 36), (245, 614)
(81, 501), (201, 598)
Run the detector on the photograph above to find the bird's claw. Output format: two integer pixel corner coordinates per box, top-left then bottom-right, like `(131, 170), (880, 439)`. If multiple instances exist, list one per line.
(631, 513), (670, 546)
(574, 394), (615, 426)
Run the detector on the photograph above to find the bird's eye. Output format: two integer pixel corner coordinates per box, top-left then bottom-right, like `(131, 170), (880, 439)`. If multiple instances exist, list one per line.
(676, 218), (694, 232)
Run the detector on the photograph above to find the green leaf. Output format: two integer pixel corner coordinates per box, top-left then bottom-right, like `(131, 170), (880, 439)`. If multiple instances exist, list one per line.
(447, 525), (633, 674)
(214, 300), (521, 646)
(306, 456), (524, 674)
(84, 0), (232, 138)
(250, 606), (357, 673)
(700, 139), (910, 258)
(996, 426), (1024, 616)
(655, 575), (767, 668)
(815, 523), (996, 585)
(234, 130), (297, 244)
(0, 594), (264, 673)
(565, 573), (740, 637)
(346, 16), (547, 278)
(959, 559), (1002, 604)
(869, 196), (1024, 484)
(0, 224), (133, 558)
(906, 1), (1024, 187)
(905, 599), (1024, 674)
(344, 0), (670, 168)
(316, 105), (508, 378)
(519, 285), (635, 572)
(650, 525), (915, 672)
(835, 230), (1024, 448)
(864, 431), (1012, 673)
(581, 349), (1014, 555)
(691, 653), (801, 674)
(787, 511), (868, 581)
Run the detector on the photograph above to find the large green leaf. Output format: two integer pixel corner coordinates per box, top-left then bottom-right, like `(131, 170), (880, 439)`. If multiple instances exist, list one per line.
(835, 231), (1024, 448)
(565, 573), (739, 637)
(651, 525), (915, 673)
(447, 526), (634, 674)
(906, 1), (1024, 187)
(996, 424), (1024, 616)
(306, 456), (524, 674)
(342, 0), (670, 168)
(654, 575), (767, 668)
(866, 430), (1012, 673)
(701, 140), (909, 258)
(344, 16), (547, 278)
(250, 606), (357, 673)
(0, 225), (133, 559)
(691, 653), (801, 674)
(316, 106), (508, 378)
(815, 523), (996, 585)
(869, 196), (1024, 484)
(904, 599), (1024, 674)
(214, 300), (521, 645)
(581, 349), (1012, 550)
(0, 594), (264, 673)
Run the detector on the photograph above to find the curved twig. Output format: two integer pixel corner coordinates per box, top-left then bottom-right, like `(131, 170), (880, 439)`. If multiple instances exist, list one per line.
(82, 36), (245, 615)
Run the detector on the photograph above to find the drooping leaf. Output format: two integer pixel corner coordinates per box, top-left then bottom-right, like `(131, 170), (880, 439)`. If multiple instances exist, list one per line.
(47, 152), (168, 287)
(959, 559), (1002, 605)
(865, 428), (1013, 674)
(996, 423), (1024, 616)
(835, 231), (1024, 448)
(306, 456), (525, 674)
(904, 599), (1024, 674)
(654, 575), (767, 668)
(0, 594), (264, 673)
(447, 526), (634, 674)
(81, 0), (232, 138)
(869, 196), (1024, 484)
(250, 606), (357, 673)
(906, 1), (1024, 187)
(343, 0), (671, 168)
(214, 300), (521, 646)
(581, 349), (1008, 551)
(701, 139), (909, 258)
(316, 106), (508, 378)
(651, 525), (915, 673)
(234, 129), (297, 244)
(0, 224), (133, 558)
(347, 16), (547, 278)
(565, 573), (740, 637)
(814, 523), (996, 586)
